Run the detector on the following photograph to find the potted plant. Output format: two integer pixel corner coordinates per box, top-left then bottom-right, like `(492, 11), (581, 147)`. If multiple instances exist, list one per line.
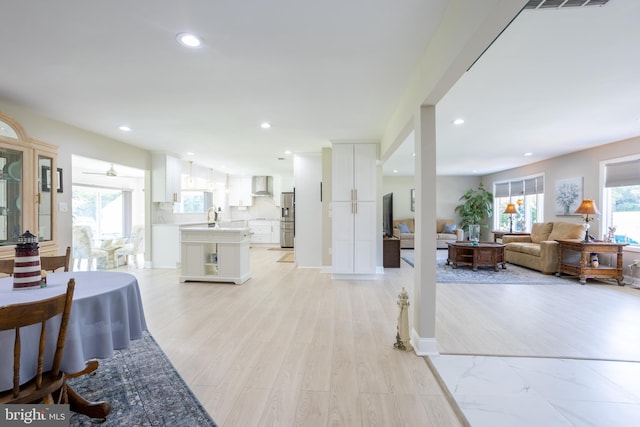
(454, 182), (494, 239)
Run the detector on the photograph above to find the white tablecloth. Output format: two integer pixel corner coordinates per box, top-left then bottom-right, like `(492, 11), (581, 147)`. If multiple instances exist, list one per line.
(0, 271), (147, 390)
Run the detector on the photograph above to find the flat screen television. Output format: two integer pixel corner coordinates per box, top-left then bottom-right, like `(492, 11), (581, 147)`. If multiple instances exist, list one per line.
(382, 193), (393, 237)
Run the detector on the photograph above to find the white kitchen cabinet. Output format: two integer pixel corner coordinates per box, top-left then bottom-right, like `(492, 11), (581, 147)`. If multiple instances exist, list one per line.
(272, 175), (283, 206)
(228, 175), (253, 206)
(179, 225), (251, 284)
(271, 221), (280, 243)
(248, 220), (271, 243)
(152, 153), (182, 203)
(248, 220), (280, 244)
(331, 143), (377, 202)
(151, 224), (181, 268)
(331, 142), (378, 275)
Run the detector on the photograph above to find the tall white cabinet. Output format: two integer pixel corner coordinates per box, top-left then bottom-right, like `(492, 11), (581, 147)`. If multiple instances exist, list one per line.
(331, 142), (378, 276)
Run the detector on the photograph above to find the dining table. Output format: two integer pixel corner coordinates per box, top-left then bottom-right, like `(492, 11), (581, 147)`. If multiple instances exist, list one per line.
(0, 271), (147, 418)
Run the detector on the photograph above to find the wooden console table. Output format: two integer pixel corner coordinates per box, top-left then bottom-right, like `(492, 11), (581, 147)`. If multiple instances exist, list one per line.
(555, 239), (627, 285)
(446, 242), (506, 271)
(383, 237), (401, 268)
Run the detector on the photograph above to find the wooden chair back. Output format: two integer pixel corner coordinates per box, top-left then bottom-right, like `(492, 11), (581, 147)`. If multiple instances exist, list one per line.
(40, 247), (71, 272)
(0, 259), (14, 276)
(0, 279), (75, 404)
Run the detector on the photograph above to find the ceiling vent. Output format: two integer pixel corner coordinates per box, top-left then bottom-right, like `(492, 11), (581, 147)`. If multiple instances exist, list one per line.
(525, 0), (610, 9)
(251, 176), (273, 197)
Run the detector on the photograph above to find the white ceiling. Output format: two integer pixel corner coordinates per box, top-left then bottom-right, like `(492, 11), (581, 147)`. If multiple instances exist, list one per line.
(1, 1), (638, 179)
(385, 0), (640, 176)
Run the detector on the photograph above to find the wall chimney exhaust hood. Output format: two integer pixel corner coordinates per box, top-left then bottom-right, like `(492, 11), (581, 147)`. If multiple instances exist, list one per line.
(252, 176), (273, 196)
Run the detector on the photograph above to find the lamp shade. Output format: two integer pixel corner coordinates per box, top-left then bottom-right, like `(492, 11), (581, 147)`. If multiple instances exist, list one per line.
(503, 203), (517, 214)
(575, 198), (600, 215)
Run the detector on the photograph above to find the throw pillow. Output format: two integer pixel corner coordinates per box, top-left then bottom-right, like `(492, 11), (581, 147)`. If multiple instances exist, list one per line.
(397, 223), (410, 233)
(547, 221), (585, 241)
(442, 223), (457, 233)
(529, 222), (553, 243)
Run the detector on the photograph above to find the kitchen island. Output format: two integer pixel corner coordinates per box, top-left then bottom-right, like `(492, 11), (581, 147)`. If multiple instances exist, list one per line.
(179, 224), (251, 284)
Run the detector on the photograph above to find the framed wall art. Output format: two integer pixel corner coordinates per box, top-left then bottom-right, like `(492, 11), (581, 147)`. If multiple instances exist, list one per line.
(555, 177), (582, 215)
(410, 188), (415, 212)
(57, 168), (63, 193)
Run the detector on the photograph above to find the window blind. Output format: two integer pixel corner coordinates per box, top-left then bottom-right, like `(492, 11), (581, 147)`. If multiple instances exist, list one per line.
(494, 175), (544, 197)
(605, 159), (640, 187)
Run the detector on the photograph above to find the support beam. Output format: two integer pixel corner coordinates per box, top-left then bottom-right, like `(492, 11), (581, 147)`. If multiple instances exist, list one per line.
(411, 105), (439, 356)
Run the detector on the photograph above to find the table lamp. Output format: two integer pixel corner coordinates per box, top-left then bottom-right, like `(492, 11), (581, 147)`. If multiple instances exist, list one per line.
(575, 198), (599, 242)
(503, 203), (517, 233)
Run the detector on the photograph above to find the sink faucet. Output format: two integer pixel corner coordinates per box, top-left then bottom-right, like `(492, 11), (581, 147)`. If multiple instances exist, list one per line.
(207, 206), (221, 223)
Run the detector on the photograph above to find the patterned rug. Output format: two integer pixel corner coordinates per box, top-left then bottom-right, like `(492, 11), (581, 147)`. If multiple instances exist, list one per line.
(68, 332), (217, 426)
(401, 253), (579, 285)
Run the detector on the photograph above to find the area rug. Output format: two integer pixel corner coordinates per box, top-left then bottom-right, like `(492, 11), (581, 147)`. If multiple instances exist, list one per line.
(68, 332), (217, 426)
(278, 253), (295, 263)
(402, 254), (579, 285)
(268, 247), (293, 251)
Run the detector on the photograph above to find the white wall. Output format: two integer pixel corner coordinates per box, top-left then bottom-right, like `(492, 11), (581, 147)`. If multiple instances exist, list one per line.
(382, 174), (480, 224)
(294, 153), (322, 268)
(0, 100), (151, 257)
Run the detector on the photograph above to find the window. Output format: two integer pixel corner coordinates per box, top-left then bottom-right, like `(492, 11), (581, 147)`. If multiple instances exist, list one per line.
(173, 190), (213, 213)
(602, 157), (640, 247)
(494, 175), (544, 232)
(72, 186), (129, 240)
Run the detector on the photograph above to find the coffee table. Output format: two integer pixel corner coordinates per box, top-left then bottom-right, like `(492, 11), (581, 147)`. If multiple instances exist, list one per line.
(446, 241), (506, 271)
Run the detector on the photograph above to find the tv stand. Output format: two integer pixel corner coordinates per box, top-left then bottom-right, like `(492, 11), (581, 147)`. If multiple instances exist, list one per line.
(383, 237), (401, 268)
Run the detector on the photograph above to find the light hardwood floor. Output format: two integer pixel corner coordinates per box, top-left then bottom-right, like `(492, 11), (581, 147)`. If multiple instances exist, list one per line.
(127, 246), (463, 427)
(123, 246), (640, 426)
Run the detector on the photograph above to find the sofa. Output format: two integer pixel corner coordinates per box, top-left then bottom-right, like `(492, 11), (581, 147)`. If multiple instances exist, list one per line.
(502, 221), (585, 274)
(393, 218), (463, 249)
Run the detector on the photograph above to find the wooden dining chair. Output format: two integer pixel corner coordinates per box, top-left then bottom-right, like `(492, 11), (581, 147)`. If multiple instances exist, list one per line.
(40, 246), (71, 272)
(0, 278), (75, 404)
(0, 258), (14, 276)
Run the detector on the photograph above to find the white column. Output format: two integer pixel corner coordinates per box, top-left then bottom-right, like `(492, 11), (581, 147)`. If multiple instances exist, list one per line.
(411, 105), (439, 356)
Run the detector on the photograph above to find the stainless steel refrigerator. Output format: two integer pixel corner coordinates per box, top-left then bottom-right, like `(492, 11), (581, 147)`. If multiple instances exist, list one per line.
(280, 192), (294, 248)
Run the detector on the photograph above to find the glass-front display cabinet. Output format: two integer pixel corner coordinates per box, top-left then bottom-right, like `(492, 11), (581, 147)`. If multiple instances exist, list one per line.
(0, 113), (58, 258)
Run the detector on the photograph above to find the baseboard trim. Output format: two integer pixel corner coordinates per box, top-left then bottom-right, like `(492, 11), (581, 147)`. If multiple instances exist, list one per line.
(411, 328), (440, 356)
(331, 273), (378, 280)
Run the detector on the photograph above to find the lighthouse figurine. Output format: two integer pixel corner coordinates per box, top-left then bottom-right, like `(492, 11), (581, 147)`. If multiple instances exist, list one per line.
(13, 230), (42, 290)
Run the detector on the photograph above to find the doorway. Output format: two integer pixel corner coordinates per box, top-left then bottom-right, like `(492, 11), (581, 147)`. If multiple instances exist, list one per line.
(71, 156), (145, 270)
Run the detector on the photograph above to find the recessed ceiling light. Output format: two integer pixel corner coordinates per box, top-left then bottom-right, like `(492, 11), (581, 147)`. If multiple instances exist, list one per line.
(176, 32), (202, 48)
(393, 169), (399, 174)
(260, 122), (271, 129)
(524, 152), (533, 156)
(284, 150), (292, 155)
(119, 125), (131, 132)
(452, 118), (465, 125)
(412, 152), (415, 156)
(186, 152), (195, 156)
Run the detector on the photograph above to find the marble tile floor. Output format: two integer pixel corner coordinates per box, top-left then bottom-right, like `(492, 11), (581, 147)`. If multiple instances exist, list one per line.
(430, 354), (640, 427)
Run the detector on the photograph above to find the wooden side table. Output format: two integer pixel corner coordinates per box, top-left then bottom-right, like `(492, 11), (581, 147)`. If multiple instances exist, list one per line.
(555, 239), (627, 285)
(383, 237), (401, 268)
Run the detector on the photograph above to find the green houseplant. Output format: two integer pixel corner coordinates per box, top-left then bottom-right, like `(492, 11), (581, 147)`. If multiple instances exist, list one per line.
(454, 182), (494, 236)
